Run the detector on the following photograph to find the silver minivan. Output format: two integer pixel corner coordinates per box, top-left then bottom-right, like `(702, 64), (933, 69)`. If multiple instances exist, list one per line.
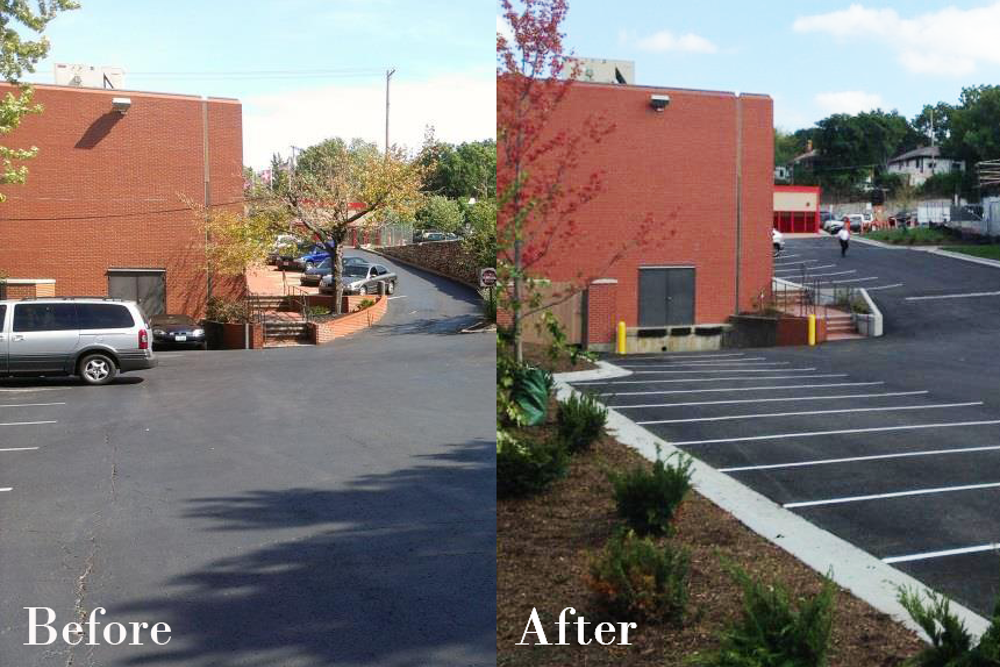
(0, 298), (158, 385)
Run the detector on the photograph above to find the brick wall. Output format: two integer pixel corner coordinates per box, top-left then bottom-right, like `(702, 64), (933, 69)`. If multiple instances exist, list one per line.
(0, 84), (245, 317)
(308, 295), (388, 344)
(501, 81), (773, 342)
(586, 280), (618, 347)
(378, 241), (478, 286)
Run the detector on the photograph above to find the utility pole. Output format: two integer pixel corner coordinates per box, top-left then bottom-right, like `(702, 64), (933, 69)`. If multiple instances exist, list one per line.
(385, 68), (396, 156)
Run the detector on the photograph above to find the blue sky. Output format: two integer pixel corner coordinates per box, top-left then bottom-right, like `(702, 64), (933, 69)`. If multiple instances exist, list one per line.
(29, 0), (495, 167)
(548, 0), (1000, 132)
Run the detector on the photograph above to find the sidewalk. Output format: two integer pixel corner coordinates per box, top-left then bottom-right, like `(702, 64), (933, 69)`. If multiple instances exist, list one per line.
(247, 265), (321, 296)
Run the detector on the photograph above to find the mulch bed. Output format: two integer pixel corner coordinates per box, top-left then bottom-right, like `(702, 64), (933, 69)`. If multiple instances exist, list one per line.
(497, 433), (924, 666)
(521, 342), (597, 373)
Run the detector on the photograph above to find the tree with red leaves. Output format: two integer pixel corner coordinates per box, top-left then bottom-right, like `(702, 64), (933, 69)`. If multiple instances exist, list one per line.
(497, 0), (662, 362)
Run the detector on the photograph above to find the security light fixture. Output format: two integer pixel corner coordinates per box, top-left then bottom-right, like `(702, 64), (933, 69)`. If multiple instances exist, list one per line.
(111, 97), (131, 115)
(650, 94), (670, 112)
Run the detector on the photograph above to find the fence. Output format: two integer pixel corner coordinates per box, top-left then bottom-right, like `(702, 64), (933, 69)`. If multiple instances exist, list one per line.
(766, 276), (866, 320)
(348, 223), (412, 248)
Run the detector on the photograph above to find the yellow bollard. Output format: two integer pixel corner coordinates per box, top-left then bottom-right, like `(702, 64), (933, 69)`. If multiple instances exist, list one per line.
(616, 321), (627, 355)
(808, 314), (816, 346)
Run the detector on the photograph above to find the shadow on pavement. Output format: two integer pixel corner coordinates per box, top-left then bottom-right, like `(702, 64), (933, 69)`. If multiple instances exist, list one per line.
(118, 439), (497, 667)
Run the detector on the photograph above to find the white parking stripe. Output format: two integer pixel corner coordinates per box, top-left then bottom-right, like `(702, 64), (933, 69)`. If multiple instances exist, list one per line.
(801, 270), (856, 278)
(0, 420), (57, 427)
(623, 352), (747, 359)
(600, 381), (882, 397)
(633, 368), (817, 375)
(774, 257), (816, 264)
(906, 290), (1000, 301)
(577, 373), (849, 386)
(884, 543), (1000, 565)
(866, 283), (904, 291)
(619, 357), (768, 366)
(0, 447), (40, 452)
(615, 390), (927, 410)
(773, 254), (803, 260)
(784, 481), (1000, 509)
(818, 276), (879, 283)
(775, 264), (835, 272)
(624, 362), (791, 369)
(720, 445), (1000, 473)
(0, 402), (66, 408)
(0, 387), (69, 393)
(637, 402), (982, 425)
(671, 420), (1000, 447)
(0, 488), (11, 493)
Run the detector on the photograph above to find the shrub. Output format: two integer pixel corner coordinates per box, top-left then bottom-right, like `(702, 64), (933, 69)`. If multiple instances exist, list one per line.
(897, 586), (1000, 666)
(587, 529), (689, 624)
(496, 429), (568, 498)
(308, 305), (332, 317)
(610, 448), (693, 536)
(355, 298), (376, 311)
(205, 297), (249, 324)
(481, 287), (497, 323)
(557, 392), (607, 453)
(699, 565), (835, 667)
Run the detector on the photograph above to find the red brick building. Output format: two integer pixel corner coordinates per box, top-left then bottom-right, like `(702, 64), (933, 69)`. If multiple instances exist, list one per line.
(0, 83), (244, 316)
(510, 81), (774, 350)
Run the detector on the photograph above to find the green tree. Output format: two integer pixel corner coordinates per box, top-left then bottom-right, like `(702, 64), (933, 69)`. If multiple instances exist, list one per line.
(946, 85), (1000, 171)
(0, 0), (79, 201)
(420, 135), (496, 200)
(415, 194), (464, 233)
(913, 102), (953, 147)
(774, 128), (804, 168)
(462, 198), (497, 271)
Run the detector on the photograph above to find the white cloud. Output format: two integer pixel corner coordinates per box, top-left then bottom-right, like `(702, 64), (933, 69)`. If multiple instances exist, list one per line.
(794, 2), (1000, 76)
(814, 90), (883, 115)
(497, 15), (513, 43)
(243, 72), (495, 169)
(632, 29), (718, 54)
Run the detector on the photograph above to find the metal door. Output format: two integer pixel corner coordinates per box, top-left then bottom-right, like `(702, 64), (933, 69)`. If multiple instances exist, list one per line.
(108, 270), (166, 317)
(638, 267), (695, 327)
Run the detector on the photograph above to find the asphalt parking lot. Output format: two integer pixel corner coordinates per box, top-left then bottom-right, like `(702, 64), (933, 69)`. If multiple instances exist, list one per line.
(575, 236), (1000, 617)
(0, 256), (496, 667)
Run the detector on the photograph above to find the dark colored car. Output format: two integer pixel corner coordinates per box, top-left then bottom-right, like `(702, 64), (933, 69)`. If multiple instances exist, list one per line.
(276, 242), (326, 271)
(413, 230), (459, 243)
(299, 256), (368, 286)
(150, 314), (207, 349)
(319, 263), (397, 296)
(889, 210), (917, 227)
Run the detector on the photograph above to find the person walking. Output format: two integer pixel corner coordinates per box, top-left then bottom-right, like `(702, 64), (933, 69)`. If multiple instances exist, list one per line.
(837, 221), (851, 257)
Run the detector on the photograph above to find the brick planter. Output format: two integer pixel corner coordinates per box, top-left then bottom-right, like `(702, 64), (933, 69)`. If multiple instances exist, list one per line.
(205, 321), (264, 349)
(307, 295), (388, 344)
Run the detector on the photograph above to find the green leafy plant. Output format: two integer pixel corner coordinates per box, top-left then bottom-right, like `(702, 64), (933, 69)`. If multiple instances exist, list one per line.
(610, 447), (693, 536)
(205, 297), (250, 324)
(355, 298), (376, 311)
(896, 586), (1000, 666)
(587, 529), (689, 624)
(698, 564), (836, 667)
(308, 305), (332, 317)
(557, 392), (607, 453)
(496, 428), (568, 498)
(481, 287), (497, 323)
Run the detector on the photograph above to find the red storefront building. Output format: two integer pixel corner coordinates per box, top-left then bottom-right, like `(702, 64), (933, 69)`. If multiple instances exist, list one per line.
(0, 83), (244, 316)
(773, 185), (821, 234)
(507, 80), (774, 350)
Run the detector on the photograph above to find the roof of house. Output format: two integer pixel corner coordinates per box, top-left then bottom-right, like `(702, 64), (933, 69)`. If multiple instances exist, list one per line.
(791, 148), (818, 164)
(888, 145), (945, 163)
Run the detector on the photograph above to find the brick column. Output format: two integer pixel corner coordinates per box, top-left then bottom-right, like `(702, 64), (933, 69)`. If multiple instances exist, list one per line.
(586, 279), (618, 350)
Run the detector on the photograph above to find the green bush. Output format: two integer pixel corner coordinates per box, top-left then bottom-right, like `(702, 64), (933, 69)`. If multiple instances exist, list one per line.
(480, 287), (497, 323)
(898, 586), (1000, 666)
(205, 296), (250, 324)
(308, 305), (332, 317)
(610, 448), (693, 536)
(588, 529), (689, 624)
(496, 429), (568, 498)
(699, 565), (836, 667)
(557, 392), (607, 453)
(355, 298), (376, 311)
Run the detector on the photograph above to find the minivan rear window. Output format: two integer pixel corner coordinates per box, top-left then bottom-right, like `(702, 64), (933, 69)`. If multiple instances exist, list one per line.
(77, 304), (134, 329)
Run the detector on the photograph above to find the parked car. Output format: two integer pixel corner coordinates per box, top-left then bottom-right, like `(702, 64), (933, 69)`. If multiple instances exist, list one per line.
(277, 243), (327, 271)
(889, 210), (916, 227)
(828, 214), (863, 234)
(150, 314), (207, 350)
(319, 263), (397, 296)
(266, 234), (302, 265)
(414, 230), (459, 243)
(299, 256), (368, 286)
(0, 298), (157, 385)
(819, 210), (836, 226)
(772, 228), (784, 254)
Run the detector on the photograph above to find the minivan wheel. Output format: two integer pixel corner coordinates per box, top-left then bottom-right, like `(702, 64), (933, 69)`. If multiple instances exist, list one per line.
(79, 353), (117, 386)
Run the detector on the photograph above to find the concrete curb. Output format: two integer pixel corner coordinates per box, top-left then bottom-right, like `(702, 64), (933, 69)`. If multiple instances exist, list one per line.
(851, 236), (902, 250)
(855, 288), (883, 337)
(553, 362), (990, 642)
(929, 248), (1000, 270)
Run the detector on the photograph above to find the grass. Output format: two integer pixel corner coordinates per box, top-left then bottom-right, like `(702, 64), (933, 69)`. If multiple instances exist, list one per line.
(865, 226), (957, 245)
(941, 245), (1000, 261)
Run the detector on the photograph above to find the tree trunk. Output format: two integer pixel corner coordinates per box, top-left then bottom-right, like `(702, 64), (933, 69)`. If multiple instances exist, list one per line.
(325, 241), (343, 315)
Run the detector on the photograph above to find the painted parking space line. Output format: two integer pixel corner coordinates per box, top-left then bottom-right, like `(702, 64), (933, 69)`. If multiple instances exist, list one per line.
(615, 390), (927, 410)
(619, 357), (769, 366)
(784, 481), (1000, 509)
(577, 373), (849, 386)
(0, 387), (70, 393)
(801, 270), (856, 278)
(387, 295), (408, 300)
(818, 276), (879, 284)
(0, 447), (40, 453)
(773, 254), (803, 260)
(620, 352), (748, 359)
(636, 402), (982, 425)
(775, 264), (835, 272)
(720, 445), (1000, 473)
(670, 420), (1000, 447)
(0, 488), (11, 493)
(624, 362), (791, 369)
(0, 420), (58, 427)
(0, 402), (66, 409)
(633, 368), (818, 375)
(600, 381), (883, 397)
(866, 283), (904, 291)
(906, 290), (1000, 301)
(884, 543), (1000, 565)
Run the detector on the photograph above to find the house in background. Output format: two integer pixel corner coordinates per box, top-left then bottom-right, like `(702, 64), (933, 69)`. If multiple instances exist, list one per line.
(886, 145), (964, 187)
(0, 81), (244, 316)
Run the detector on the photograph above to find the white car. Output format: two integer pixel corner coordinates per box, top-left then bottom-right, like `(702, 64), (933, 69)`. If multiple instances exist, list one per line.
(772, 228), (784, 253)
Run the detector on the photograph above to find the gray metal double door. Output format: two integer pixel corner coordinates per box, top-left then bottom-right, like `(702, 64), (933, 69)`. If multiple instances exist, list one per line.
(638, 267), (695, 327)
(108, 270), (166, 317)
